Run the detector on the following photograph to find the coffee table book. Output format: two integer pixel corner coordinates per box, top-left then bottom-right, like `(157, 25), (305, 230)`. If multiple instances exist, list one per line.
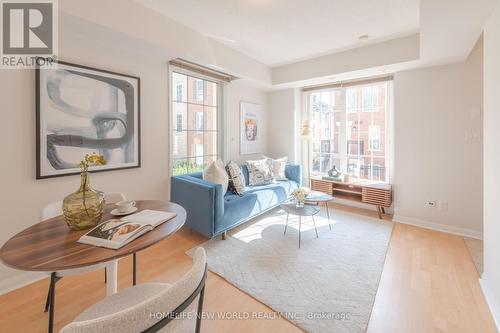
(78, 210), (176, 249)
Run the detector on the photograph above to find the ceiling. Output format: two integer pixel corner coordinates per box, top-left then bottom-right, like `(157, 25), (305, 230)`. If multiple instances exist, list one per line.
(136, 0), (419, 67)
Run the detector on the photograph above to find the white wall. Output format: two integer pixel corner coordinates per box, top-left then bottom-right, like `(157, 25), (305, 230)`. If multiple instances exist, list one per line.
(272, 34), (419, 85)
(0, 25), (270, 294)
(267, 89), (298, 162)
(225, 80), (269, 163)
(0, 32), (170, 292)
(392, 38), (483, 238)
(482, 3), (500, 328)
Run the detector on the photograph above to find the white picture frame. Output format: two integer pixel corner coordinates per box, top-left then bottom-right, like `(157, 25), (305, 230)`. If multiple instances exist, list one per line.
(240, 101), (262, 155)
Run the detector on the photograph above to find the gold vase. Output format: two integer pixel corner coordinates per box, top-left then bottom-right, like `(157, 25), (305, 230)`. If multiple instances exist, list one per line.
(62, 172), (106, 230)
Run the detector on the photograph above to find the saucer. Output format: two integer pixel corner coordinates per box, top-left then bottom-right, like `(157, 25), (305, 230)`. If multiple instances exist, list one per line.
(110, 206), (138, 216)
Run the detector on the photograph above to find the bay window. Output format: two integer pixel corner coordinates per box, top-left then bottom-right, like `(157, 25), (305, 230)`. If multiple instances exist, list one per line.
(305, 79), (392, 182)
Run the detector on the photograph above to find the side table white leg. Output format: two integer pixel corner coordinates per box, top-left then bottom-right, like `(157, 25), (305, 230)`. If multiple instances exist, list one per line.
(298, 216), (302, 248)
(326, 202), (331, 230)
(106, 260), (118, 296)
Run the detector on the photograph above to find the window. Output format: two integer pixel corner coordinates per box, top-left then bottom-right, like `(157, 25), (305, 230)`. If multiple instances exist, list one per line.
(195, 112), (204, 132)
(307, 81), (391, 182)
(368, 125), (380, 151)
(346, 88), (358, 113)
(194, 79), (204, 102)
(171, 71), (220, 176)
(176, 114), (183, 132)
(362, 86), (379, 111)
(176, 84), (183, 101)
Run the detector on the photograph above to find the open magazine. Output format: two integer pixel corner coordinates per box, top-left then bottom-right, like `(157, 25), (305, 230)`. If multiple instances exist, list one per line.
(78, 210), (177, 249)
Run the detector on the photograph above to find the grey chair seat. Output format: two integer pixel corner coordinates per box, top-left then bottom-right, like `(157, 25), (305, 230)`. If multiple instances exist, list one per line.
(75, 283), (170, 321)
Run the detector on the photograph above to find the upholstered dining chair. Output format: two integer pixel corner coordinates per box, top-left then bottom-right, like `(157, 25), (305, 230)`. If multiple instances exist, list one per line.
(60, 247), (208, 333)
(42, 192), (127, 333)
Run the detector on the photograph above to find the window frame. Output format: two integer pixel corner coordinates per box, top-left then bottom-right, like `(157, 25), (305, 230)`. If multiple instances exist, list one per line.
(303, 80), (393, 183)
(194, 79), (204, 102)
(169, 66), (225, 177)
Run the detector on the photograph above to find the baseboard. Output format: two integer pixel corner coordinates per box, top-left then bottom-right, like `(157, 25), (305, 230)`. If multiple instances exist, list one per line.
(392, 215), (483, 240)
(0, 271), (46, 296)
(479, 277), (500, 331)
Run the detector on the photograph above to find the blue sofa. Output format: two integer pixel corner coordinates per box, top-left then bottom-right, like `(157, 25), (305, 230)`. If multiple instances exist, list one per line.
(171, 164), (302, 238)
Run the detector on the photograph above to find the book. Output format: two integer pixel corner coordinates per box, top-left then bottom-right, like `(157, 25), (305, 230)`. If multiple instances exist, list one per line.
(322, 175), (343, 182)
(78, 210), (177, 249)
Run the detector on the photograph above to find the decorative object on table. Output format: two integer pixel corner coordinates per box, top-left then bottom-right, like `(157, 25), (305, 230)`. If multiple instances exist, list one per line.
(263, 155), (288, 181)
(343, 173), (350, 182)
(246, 158), (274, 185)
(110, 200), (137, 216)
(328, 165), (341, 178)
(36, 59), (140, 179)
(110, 206), (138, 216)
(78, 210), (177, 249)
(62, 153), (106, 230)
(225, 161), (246, 195)
(240, 101), (262, 155)
(291, 187), (310, 208)
(203, 159), (229, 195)
(322, 175), (343, 182)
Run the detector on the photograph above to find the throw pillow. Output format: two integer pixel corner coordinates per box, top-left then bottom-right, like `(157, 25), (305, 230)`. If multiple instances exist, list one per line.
(263, 156), (288, 181)
(226, 161), (245, 195)
(246, 159), (274, 186)
(203, 159), (229, 195)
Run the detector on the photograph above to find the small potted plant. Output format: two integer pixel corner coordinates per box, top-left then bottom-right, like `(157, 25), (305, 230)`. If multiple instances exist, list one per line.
(62, 153), (106, 230)
(291, 187), (309, 208)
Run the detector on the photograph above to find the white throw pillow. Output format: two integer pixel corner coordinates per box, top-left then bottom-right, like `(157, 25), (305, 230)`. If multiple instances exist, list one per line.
(203, 159), (229, 195)
(263, 156), (288, 181)
(246, 159), (274, 185)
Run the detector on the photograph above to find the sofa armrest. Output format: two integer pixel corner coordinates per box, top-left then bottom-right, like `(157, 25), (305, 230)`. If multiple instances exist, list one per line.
(170, 175), (224, 238)
(285, 164), (302, 186)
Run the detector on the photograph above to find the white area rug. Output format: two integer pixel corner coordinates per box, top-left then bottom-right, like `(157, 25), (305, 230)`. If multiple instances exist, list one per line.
(187, 207), (393, 333)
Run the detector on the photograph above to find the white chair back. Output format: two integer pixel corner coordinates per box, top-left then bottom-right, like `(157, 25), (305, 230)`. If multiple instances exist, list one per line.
(105, 192), (126, 204)
(60, 248), (207, 333)
(41, 201), (63, 220)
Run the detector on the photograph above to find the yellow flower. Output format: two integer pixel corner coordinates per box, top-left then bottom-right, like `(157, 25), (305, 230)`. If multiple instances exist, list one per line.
(87, 153), (106, 166)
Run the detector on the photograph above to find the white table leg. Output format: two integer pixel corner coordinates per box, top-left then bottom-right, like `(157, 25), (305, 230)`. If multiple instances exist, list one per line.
(106, 260), (118, 296)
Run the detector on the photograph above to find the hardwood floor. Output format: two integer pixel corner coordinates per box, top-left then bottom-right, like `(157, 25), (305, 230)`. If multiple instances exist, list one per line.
(0, 204), (496, 333)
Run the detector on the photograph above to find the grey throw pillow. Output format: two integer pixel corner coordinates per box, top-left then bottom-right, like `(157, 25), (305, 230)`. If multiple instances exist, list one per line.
(226, 161), (245, 195)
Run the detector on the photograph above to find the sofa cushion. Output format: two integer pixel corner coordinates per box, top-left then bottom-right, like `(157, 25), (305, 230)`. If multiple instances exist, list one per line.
(215, 180), (298, 233)
(226, 161), (245, 195)
(263, 156), (288, 181)
(246, 159), (274, 185)
(203, 159), (228, 195)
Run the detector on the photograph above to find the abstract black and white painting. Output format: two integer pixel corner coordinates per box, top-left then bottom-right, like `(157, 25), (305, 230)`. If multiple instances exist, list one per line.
(36, 60), (140, 179)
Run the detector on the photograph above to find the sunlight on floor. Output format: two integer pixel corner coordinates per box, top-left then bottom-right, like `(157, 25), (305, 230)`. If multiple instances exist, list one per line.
(232, 207), (339, 243)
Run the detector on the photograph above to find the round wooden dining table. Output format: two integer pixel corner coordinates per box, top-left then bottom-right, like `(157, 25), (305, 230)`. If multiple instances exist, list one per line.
(0, 200), (186, 296)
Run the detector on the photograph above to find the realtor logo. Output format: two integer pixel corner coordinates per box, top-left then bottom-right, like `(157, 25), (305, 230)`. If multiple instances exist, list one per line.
(1, 0), (58, 68)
